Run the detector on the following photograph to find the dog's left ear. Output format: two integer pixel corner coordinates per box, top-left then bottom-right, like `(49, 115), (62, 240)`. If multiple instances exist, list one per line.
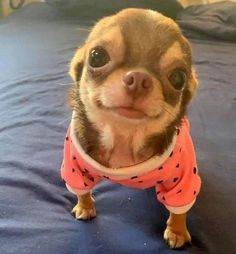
(183, 68), (199, 105)
(189, 68), (198, 99)
(69, 46), (86, 82)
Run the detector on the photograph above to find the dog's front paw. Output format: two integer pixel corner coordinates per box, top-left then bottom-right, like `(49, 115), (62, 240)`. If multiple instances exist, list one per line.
(71, 203), (96, 220)
(164, 226), (191, 249)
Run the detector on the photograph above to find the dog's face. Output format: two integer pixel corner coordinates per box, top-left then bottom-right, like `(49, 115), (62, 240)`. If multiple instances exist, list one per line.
(69, 9), (197, 141)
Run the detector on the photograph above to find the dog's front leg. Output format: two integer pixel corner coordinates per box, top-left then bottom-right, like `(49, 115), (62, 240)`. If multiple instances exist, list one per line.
(67, 185), (96, 220)
(164, 212), (191, 249)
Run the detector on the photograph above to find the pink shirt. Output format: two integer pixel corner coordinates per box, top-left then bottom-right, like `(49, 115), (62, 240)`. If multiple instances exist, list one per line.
(61, 117), (201, 214)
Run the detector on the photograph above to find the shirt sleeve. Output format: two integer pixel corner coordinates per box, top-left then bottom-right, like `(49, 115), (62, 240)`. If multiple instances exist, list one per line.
(155, 124), (201, 213)
(60, 128), (100, 191)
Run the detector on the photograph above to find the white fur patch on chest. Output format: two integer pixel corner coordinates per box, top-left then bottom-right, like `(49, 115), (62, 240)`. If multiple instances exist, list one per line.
(70, 111), (177, 179)
(100, 124), (114, 151)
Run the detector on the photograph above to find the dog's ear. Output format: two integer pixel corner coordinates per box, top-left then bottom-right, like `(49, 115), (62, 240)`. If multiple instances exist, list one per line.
(69, 46), (86, 82)
(188, 68), (198, 99)
(183, 68), (199, 105)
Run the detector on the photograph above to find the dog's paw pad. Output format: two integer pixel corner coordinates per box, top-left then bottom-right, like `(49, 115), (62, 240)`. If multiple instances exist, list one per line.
(71, 204), (96, 220)
(164, 227), (191, 249)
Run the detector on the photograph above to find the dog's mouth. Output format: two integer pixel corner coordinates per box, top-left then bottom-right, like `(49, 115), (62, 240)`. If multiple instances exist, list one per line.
(112, 107), (147, 119)
(95, 100), (147, 119)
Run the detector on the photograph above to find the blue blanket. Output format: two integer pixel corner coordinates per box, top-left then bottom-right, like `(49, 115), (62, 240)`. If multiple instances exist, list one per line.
(177, 1), (236, 41)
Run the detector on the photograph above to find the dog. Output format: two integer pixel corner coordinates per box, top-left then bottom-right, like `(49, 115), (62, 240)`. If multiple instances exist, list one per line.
(61, 8), (201, 249)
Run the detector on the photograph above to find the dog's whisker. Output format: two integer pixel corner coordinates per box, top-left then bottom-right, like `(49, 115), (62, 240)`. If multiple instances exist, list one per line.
(57, 82), (75, 86)
(57, 117), (71, 125)
(160, 105), (176, 120)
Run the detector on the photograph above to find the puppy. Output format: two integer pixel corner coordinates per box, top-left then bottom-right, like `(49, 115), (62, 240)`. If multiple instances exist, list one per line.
(61, 8), (201, 249)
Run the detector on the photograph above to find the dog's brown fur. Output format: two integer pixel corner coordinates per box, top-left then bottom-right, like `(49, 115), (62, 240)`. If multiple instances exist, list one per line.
(67, 9), (198, 249)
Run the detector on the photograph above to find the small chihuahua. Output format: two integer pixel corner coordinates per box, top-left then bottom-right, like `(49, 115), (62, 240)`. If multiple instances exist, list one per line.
(61, 9), (201, 249)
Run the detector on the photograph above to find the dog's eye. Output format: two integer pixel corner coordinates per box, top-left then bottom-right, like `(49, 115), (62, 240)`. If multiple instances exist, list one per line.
(89, 47), (110, 68)
(168, 69), (187, 90)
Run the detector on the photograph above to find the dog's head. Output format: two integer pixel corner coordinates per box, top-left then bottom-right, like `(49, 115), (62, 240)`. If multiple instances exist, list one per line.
(69, 9), (197, 153)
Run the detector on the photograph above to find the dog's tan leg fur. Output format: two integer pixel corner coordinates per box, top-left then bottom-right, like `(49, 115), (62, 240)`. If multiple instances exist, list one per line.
(164, 213), (191, 249)
(72, 192), (96, 220)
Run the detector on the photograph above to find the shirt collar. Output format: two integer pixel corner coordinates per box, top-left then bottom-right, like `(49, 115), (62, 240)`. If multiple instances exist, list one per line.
(70, 111), (178, 180)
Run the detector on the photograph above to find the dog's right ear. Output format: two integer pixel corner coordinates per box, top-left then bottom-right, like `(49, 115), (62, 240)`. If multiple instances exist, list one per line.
(69, 46), (86, 82)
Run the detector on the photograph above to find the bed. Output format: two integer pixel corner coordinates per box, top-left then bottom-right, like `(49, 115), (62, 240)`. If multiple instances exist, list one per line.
(0, 1), (235, 253)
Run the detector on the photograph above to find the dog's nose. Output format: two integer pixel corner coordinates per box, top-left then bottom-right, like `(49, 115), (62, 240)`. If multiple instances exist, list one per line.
(122, 71), (153, 96)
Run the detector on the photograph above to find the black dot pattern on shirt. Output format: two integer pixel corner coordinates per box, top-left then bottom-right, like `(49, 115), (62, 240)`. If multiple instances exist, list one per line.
(179, 148), (182, 152)
(64, 133), (199, 199)
(80, 169), (89, 177)
(89, 176), (94, 182)
(173, 177), (179, 183)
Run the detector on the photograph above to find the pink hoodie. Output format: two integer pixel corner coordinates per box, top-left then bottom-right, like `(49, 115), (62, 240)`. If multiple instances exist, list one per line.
(61, 117), (201, 214)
